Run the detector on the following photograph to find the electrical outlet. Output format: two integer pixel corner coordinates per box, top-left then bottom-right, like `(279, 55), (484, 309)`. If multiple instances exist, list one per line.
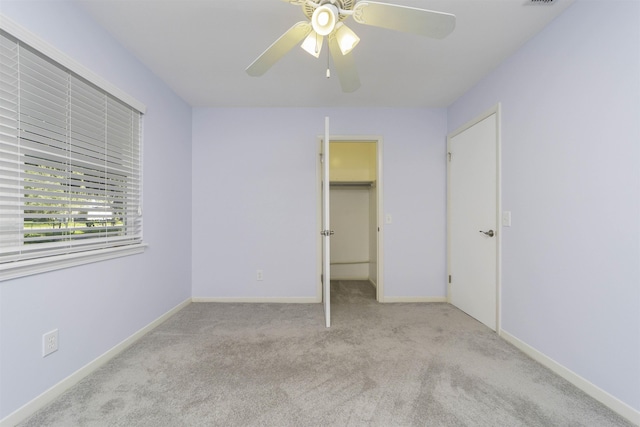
(43, 329), (59, 357)
(256, 270), (263, 281)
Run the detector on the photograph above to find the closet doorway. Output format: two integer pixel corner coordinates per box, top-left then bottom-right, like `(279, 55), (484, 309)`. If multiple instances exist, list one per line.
(317, 137), (384, 302)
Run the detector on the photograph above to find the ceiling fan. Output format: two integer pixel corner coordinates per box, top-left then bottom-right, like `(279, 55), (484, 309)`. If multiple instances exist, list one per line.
(245, 0), (456, 93)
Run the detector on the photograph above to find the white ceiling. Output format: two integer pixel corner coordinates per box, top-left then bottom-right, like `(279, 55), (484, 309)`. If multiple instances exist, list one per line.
(75, 0), (575, 108)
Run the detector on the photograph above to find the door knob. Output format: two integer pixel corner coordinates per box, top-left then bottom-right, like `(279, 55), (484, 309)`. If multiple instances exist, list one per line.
(479, 230), (494, 237)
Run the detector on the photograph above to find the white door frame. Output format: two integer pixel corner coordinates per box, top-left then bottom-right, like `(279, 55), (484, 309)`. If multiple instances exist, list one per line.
(317, 135), (385, 302)
(446, 103), (502, 332)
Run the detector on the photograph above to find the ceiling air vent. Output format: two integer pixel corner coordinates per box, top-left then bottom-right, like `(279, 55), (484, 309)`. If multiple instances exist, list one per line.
(524, 0), (556, 4)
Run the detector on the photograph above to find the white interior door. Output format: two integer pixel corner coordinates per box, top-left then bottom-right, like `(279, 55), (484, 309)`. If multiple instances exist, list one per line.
(321, 117), (331, 328)
(448, 111), (499, 331)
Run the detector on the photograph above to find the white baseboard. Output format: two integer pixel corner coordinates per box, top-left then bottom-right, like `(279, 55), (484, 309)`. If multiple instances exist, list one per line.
(383, 296), (447, 303)
(192, 297), (319, 303)
(500, 330), (640, 426)
(0, 298), (191, 427)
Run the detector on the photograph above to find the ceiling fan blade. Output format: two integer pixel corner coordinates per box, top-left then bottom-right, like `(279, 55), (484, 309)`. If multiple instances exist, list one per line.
(281, 0), (306, 4)
(328, 34), (360, 93)
(246, 22), (312, 76)
(352, 1), (455, 39)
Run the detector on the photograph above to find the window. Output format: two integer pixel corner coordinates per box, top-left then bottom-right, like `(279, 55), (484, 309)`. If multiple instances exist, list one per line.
(0, 21), (146, 280)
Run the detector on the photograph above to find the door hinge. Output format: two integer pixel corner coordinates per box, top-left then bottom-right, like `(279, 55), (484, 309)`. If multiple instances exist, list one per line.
(448, 152), (452, 162)
(319, 153), (324, 163)
(448, 275), (452, 284)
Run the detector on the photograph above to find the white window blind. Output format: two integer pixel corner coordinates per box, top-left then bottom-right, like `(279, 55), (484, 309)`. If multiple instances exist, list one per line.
(0, 29), (143, 267)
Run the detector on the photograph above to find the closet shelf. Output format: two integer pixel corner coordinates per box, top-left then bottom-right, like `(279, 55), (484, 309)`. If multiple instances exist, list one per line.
(329, 181), (375, 187)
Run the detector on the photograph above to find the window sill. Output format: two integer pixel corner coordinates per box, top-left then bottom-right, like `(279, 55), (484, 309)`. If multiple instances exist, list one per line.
(0, 243), (148, 282)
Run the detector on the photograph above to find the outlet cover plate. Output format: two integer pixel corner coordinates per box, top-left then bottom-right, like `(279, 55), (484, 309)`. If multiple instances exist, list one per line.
(43, 329), (59, 357)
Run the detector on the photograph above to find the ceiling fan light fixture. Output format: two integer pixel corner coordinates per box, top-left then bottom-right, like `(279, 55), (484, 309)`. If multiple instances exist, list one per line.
(301, 31), (323, 58)
(334, 22), (360, 55)
(311, 4), (338, 36)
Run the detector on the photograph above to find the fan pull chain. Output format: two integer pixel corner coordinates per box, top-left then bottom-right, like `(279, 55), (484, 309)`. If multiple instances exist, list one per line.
(326, 48), (331, 78)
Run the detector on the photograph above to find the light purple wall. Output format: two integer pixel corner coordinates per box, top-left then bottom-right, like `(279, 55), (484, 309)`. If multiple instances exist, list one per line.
(448, 0), (640, 412)
(0, 1), (192, 419)
(192, 108), (447, 299)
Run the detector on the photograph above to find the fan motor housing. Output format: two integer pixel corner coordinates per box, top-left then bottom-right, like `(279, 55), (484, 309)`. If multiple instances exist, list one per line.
(303, 0), (354, 21)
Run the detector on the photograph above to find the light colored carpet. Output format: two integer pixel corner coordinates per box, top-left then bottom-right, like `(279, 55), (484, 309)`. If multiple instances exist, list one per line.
(19, 280), (633, 426)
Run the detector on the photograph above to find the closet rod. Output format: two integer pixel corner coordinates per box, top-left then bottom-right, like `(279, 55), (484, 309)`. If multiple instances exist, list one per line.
(330, 261), (370, 265)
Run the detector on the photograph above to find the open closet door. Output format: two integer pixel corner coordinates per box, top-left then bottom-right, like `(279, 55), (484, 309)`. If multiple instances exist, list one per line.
(321, 117), (332, 328)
